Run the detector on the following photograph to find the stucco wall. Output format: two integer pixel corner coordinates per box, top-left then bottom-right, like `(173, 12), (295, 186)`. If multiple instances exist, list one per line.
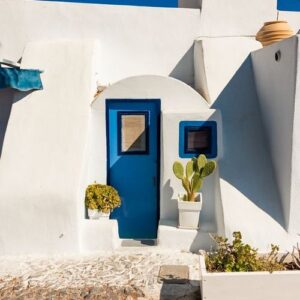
(193, 37), (296, 250)
(200, 0), (300, 37)
(252, 36), (300, 234)
(0, 0), (201, 87)
(0, 40), (97, 255)
(1, 0), (300, 254)
(194, 37), (261, 103)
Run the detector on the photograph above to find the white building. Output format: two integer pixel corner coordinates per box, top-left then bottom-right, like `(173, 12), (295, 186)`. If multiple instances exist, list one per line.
(1, 0), (300, 255)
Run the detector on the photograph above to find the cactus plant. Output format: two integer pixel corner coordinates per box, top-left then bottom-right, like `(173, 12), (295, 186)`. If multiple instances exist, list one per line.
(172, 154), (216, 202)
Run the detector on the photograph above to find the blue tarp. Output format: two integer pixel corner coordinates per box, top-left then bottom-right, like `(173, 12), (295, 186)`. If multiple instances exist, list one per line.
(0, 67), (43, 91)
(39, 0), (178, 7)
(278, 0), (300, 11)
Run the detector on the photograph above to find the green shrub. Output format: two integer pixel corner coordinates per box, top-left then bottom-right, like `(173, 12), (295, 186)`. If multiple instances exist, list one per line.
(85, 183), (121, 213)
(205, 231), (286, 273)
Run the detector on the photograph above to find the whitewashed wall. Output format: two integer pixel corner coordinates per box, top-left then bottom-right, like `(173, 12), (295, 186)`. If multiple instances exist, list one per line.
(1, 0), (300, 254)
(194, 37), (261, 103)
(252, 36), (300, 234)
(0, 40), (98, 255)
(194, 36), (299, 251)
(0, 0), (201, 87)
(200, 0), (300, 37)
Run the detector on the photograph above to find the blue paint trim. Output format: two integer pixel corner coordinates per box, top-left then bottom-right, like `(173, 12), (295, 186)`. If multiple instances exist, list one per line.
(179, 121), (218, 159)
(117, 111), (149, 155)
(277, 0), (300, 11)
(38, 0), (179, 7)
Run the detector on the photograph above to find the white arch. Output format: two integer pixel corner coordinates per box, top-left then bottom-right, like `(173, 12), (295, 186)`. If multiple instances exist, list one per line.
(80, 75), (219, 251)
(85, 75), (209, 218)
(91, 75), (208, 111)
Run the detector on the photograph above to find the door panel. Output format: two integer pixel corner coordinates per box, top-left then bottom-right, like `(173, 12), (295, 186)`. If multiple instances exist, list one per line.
(106, 100), (160, 239)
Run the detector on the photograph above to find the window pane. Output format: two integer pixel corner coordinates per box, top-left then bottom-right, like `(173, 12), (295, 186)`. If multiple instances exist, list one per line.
(121, 114), (146, 152)
(186, 128), (211, 152)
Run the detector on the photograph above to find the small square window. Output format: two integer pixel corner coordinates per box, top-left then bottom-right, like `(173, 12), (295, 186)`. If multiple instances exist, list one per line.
(118, 112), (149, 155)
(185, 127), (212, 154)
(179, 121), (217, 158)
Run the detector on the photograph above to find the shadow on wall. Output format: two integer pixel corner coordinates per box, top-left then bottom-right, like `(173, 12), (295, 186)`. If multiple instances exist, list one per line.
(179, 0), (202, 9)
(169, 45), (194, 87)
(211, 55), (285, 228)
(0, 89), (31, 158)
(0, 89), (14, 158)
(162, 179), (177, 219)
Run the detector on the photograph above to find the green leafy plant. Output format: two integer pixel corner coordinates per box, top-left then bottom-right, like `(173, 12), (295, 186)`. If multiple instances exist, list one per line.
(172, 154), (216, 201)
(85, 183), (121, 213)
(205, 231), (286, 273)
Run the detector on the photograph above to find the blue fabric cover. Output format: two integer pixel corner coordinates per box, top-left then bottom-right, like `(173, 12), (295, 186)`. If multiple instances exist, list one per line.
(0, 67), (43, 91)
(278, 0), (300, 11)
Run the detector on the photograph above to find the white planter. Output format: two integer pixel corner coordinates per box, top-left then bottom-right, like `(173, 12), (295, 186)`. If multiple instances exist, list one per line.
(177, 193), (202, 229)
(88, 209), (110, 220)
(199, 253), (300, 300)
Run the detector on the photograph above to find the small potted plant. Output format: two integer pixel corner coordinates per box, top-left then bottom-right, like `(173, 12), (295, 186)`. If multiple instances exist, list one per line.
(172, 154), (216, 229)
(85, 182), (121, 219)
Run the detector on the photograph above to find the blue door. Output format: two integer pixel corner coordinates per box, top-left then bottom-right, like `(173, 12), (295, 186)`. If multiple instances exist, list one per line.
(106, 100), (161, 239)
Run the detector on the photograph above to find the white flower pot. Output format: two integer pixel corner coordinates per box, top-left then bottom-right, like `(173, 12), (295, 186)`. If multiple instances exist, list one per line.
(88, 209), (110, 220)
(177, 193), (202, 229)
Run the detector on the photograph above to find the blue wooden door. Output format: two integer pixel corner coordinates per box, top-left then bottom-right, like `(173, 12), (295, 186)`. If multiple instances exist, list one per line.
(106, 100), (160, 239)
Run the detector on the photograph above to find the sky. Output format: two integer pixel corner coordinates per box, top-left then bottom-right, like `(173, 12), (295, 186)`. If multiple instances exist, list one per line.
(39, 0), (179, 7)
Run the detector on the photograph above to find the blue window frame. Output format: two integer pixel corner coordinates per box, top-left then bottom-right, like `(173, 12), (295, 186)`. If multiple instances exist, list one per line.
(179, 121), (217, 159)
(117, 111), (149, 155)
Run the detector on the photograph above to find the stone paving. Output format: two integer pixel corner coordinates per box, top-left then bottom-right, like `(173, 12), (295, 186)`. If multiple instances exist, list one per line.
(0, 248), (201, 300)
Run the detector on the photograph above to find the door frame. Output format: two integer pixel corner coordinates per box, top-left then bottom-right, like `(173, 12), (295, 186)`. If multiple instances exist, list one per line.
(105, 99), (161, 237)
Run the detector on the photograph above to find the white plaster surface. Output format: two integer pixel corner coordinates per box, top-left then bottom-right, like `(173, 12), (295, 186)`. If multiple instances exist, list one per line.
(200, 0), (300, 37)
(80, 219), (121, 252)
(194, 37), (261, 103)
(252, 36), (300, 234)
(158, 220), (215, 252)
(198, 37), (298, 251)
(0, 0), (201, 87)
(199, 254), (300, 300)
(0, 40), (98, 255)
(1, 0), (300, 256)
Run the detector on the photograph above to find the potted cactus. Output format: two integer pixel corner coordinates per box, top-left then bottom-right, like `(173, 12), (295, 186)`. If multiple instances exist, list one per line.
(172, 154), (216, 229)
(85, 183), (121, 219)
